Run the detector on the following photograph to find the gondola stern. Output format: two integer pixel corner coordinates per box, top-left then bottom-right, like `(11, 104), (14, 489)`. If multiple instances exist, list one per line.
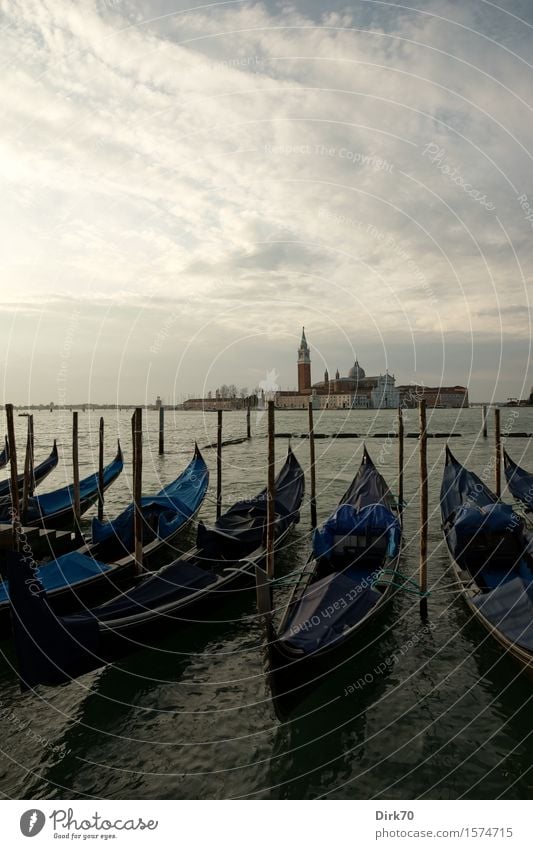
(7, 551), (99, 690)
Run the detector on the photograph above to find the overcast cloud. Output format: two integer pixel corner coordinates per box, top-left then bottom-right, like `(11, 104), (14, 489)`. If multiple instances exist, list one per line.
(1, 0), (532, 403)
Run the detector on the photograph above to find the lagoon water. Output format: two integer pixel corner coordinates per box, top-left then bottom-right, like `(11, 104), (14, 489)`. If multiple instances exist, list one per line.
(0, 406), (532, 800)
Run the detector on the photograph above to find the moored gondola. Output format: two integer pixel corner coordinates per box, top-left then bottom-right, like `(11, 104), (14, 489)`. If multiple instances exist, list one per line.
(0, 444), (209, 639)
(503, 450), (533, 513)
(440, 446), (533, 670)
(7, 446), (304, 687)
(263, 446), (401, 719)
(0, 437), (8, 470)
(0, 442), (123, 529)
(0, 441), (58, 498)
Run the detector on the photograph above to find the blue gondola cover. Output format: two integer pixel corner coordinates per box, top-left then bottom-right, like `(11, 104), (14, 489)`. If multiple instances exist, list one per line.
(91, 451), (208, 548)
(473, 577), (533, 651)
(453, 503), (521, 535)
(312, 503), (401, 560)
(0, 550), (111, 603)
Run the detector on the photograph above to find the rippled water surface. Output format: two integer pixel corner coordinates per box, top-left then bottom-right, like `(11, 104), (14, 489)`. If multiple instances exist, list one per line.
(0, 407), (532, 799)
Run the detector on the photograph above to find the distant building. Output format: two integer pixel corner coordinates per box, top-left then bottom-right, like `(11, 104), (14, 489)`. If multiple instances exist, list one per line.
(397, 385), (469, 408)
(183, 397), (251, 411)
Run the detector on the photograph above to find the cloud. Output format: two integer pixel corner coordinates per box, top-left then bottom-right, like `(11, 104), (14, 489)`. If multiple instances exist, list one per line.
(0, 0), (532, 400)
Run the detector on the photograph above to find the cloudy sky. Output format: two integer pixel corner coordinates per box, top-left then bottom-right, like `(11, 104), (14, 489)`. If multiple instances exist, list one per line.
(1, 0), (532, 404)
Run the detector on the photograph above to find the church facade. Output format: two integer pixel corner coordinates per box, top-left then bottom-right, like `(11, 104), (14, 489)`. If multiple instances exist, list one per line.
(275, 328), (401, 410)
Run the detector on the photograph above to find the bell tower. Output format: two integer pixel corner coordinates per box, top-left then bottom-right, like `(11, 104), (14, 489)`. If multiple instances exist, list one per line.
(297, 327), (312, 394)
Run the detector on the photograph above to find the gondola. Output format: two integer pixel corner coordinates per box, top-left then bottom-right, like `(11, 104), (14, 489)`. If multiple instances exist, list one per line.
(0, 437), (8, 470)
(440, 446), (533, 670)
(0, 442), (123, 529)
(263, 446), (402, 719)
(0, 441), (58, 498)
(503, 450), (533, 512)
(0, 444), (209, 640)
(8, 446), (304, 688)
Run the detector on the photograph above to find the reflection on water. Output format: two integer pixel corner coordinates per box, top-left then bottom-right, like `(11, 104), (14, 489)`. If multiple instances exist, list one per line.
(0, 407), (532, 799)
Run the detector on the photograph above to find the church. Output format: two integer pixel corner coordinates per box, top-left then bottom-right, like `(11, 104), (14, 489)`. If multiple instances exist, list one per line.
(275, 328), (400, 409)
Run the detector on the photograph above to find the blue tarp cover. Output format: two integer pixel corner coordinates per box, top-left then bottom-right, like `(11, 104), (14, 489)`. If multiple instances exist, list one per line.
(0, 550), (111, 603)
(505, 457), (533, 509)
(474, 577), (533, 651)
(11, 452), (123, 521)
(312, 503), (401, 560)
(280, 571), (382, 652)
(454, 503), (521, 535)
(91, 451), (208, 548)
(440, 451), (496, 525)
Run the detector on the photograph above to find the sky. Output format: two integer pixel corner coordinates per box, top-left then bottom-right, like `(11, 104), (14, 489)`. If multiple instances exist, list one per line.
(0, 0), (532, 404)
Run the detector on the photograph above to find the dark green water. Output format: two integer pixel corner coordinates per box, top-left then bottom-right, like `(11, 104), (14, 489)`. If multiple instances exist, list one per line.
(1, 407), (532, 799)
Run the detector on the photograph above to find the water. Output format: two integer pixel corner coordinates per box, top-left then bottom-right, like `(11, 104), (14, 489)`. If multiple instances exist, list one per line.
(0, 406), (532, 800)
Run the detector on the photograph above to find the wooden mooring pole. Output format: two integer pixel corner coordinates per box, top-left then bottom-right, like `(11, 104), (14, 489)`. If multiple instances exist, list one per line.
(21, 414), (34, 523)
(133, 407), (143, 573)
(419, 400), (428, 618)
(308, 400), (317, 529)
(216, 410), (223, 519)
(266, 400), (276, 579)
(246, 402), (251, 440)
(72, 411), (81, 526)
(495, 407), (501, 497)
(98, 416), (105, 521)
(158, 405), (165, 455)
(482, 405), (488, 439)
(5, 404), (20, 549)
(398, 405), (404, 525)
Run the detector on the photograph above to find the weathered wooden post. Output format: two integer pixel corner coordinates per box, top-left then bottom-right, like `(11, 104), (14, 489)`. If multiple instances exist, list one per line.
(266, 400), (276, 579)
(246, 402), (251, 440)
(133, 407), (143, 573)
(419, 400), (428, 618)
(308, 400), (317, 529)
(482, 405), (488, 439)
(5, 404), (20, 548)
(158, 405), (165, 455)
(216, 409), (223, 519)
(495, 407), (501, 497)
(98, 416), (105, 521)
(72, 411), (81, 525)
(398, 405), (404, 525)
(21, 415), (34, 522)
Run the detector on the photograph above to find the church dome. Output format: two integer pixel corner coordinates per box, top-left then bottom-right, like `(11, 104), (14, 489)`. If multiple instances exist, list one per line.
(348, 360), (365, 380)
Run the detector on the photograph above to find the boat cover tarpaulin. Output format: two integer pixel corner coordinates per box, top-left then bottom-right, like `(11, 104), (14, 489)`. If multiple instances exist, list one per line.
(505, 454), (533, 510)
(91, 450), (208, 548)
(312, 503), (401, 560)
(440, 450), (496, 524)
(453, 503), (521, 536)
(341, 454), (395, 509)
(0, 550), (111, 603)
(279, 571), (382, 652)
(197, 500), (292, 557)
(474, 577), (533, 651)
(197, 448), (304, 557)
(73, 560), (219, 622)
(0, 449), (123, 523)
